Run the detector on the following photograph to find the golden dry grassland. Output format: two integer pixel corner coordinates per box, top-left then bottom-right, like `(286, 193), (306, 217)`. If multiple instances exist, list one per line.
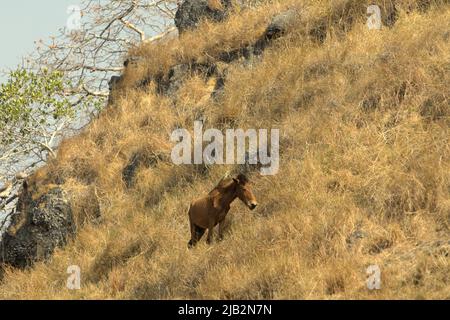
(0, 0), (448, 299)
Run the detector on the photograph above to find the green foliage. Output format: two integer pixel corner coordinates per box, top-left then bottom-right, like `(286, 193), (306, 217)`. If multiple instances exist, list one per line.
(0, 69), (74, 138)
(0, 69), (80, 175)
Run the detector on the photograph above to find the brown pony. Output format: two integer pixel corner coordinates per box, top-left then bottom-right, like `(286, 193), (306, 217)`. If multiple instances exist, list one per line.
(188, 174), (257, 248)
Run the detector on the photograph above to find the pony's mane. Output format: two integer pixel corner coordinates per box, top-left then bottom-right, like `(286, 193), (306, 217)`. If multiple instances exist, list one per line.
(209, 177), (235, 196)
(208, 174), (249, 197)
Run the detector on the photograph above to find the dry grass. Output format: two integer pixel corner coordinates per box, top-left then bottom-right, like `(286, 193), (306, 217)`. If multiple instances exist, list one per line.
(0, 0), (449, 299)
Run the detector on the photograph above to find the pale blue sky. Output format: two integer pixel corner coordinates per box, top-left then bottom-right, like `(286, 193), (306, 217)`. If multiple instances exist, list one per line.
(0, 1), (79, 83)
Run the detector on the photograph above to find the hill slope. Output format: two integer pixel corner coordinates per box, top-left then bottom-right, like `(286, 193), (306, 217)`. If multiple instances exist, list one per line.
(0, 0), (449, 299)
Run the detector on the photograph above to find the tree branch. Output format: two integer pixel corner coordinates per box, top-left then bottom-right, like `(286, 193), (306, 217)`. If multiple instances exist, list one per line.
(145, 26), (177, 43)
(83, 65), (124, 72)
(119, 18), (146, 42)
(82, 84), (109, 97)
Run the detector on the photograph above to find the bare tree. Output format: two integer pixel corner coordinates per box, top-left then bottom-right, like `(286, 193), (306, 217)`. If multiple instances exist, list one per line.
(1, 0), (178, 228)
(33, 0), (178, 104)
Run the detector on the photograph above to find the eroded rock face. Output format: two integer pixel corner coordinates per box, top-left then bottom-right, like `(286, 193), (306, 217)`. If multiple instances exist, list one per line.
(0, 187), (75, 269)
(175, 0), (233, 34)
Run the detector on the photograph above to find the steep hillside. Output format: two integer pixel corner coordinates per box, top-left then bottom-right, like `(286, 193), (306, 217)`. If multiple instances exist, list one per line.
(0, 0), (449, 299)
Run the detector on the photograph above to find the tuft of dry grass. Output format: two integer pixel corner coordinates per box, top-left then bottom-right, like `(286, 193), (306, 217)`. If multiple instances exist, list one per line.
(0, 0), (449, 299)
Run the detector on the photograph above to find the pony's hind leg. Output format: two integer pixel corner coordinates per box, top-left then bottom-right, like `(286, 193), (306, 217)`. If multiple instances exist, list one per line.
(188, 223), (206, 248)
(188, 220), (196, 248)
(195, 225), (206, 241)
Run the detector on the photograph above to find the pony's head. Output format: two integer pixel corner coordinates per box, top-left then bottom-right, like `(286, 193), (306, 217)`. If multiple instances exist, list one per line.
(233, 174), (257, 210)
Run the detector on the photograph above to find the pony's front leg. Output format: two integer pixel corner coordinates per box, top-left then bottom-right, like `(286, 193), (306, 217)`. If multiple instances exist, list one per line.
(218, 219), (226, 241)
(206, 220), (215, 245)
(218, 209), (230, 241)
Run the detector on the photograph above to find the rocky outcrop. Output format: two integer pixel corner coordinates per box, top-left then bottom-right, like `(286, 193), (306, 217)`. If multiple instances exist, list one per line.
(118, 8), (303, 102)
(0, 185), (75, 269)
(122, 152), (166, 188)
(175, 0), (233, 34)
(151, 9), (301, 99)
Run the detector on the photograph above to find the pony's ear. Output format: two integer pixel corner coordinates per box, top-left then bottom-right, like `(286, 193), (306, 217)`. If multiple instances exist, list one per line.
(236, 174), (249, 185)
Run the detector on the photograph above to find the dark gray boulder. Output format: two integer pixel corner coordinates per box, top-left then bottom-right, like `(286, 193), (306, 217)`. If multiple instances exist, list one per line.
(108, 75), (122, 91)
(254, 9), (300, 55)
(0, 185), (75, 269)
(175, 0), (233, 34)
(108, 74), (123, 105)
